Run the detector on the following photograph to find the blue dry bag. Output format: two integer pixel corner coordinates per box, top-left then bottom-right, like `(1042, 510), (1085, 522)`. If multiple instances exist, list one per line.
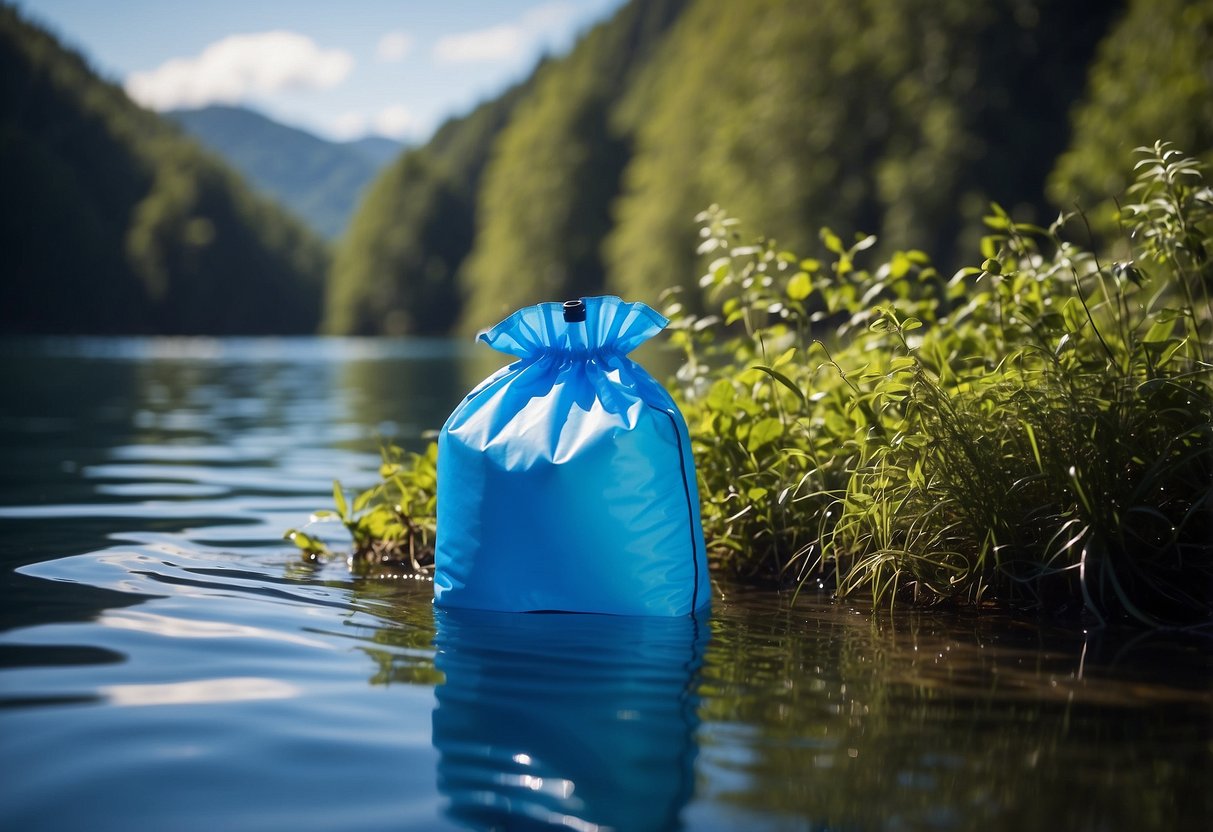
(434, 295), (709, 616)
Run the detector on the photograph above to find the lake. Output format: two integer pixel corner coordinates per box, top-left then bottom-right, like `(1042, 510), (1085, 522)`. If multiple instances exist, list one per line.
(1, 337), (1209, 831)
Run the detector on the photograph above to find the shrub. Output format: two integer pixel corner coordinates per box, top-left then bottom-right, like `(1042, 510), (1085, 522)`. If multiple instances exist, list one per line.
(668, 142), (1211, 625)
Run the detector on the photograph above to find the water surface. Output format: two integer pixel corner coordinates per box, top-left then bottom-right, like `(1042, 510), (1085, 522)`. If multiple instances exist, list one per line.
(1, 338), (1209, 831)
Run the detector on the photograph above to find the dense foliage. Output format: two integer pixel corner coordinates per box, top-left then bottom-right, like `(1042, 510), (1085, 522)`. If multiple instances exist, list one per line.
(0, 6), (328, 334)
(328, 0), (1213, 335)
(169, 105), (400, 240)
(294, 145), (1213, 627)
(606, 0), (1116, 313)
(286, 444), (438, 577)
(1048, 0), (1213, 221)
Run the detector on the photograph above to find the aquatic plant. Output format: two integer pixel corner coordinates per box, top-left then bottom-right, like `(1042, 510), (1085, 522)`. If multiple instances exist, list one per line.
(284, 443), (437, 575)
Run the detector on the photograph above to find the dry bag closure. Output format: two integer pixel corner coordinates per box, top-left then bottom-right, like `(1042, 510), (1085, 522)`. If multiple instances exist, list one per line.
(434, 295), (710, 616)
(562, 299), (587, 322)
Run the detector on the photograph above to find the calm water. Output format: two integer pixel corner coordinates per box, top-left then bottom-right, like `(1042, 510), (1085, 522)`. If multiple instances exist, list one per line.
(0, 337), (1209, 832)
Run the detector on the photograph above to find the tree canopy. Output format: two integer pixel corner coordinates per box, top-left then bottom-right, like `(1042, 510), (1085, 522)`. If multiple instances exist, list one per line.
(605, 0), (1120, 307)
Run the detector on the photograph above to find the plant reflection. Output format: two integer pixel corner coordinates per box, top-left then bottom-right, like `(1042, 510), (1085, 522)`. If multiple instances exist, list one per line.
(431, 608), (709, 831)
(341, 579), (1210, 831)
(697, 590), (1213, 830)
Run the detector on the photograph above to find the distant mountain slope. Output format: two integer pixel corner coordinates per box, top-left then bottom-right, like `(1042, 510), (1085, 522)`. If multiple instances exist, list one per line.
(0, 6), (328, 335)
(457, 0), (689, 329)
(168, 105), (402, 239)
(345, 136), (404, 168)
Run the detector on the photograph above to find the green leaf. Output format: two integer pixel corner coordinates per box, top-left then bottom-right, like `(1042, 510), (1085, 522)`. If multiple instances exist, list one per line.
(787, 271), (812, 300)
(746, 417), (784, 452)
(747, 486), (769, 501)
(333, 480), (349, 521)
(888, 252), (911, 279)
(284, 529), (329, 554)
(821, 228), (844, 254)
(353, 488), (375, 513)
(754, 364), (808, 408)
(706, 378), (736, 410)
(1142, 317), (1176, 343)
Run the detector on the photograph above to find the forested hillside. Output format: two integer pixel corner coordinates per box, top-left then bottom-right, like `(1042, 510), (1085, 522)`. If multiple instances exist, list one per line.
(604, 0), (1117, 310)
(325, 77), (535, 335)
(0, 6), (328, 335)
(330, 0), (1213, 336)
(169, 105), (401, 239)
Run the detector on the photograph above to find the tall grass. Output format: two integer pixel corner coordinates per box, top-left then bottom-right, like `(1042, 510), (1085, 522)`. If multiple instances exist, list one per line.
(668, 142), (1212, 625)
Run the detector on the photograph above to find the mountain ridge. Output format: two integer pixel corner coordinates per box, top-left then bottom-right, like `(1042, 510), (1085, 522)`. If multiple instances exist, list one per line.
(167, 105), (403, 240)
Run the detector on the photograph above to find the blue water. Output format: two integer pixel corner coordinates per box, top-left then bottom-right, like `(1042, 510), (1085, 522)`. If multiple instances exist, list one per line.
(1, 338), (1210, 831)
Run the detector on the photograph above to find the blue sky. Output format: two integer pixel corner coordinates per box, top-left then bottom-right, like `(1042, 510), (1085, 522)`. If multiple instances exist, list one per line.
(13, 0), (628, 142)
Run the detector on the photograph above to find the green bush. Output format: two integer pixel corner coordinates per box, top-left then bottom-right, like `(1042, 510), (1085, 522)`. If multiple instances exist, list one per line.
(668, 142), (1211, 625)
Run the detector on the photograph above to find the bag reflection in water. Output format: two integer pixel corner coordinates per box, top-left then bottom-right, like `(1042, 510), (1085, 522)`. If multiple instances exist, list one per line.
(432, 607), (708, 831)
(434, 296), (710, 616)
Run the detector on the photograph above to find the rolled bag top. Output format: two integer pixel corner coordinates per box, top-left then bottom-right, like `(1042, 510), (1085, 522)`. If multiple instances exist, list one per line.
(479, 295), (668, 359)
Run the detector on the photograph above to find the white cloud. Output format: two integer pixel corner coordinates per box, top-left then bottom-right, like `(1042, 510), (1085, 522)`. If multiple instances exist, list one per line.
(433, 1), (575, 65)
(434, 24), (524, 64)
(376, 30), (415, 63)
(329, 106), (422, 141)
(125, 31), (354, 111)
(330, 111), (369, 140)
(373, 105), (422, 139)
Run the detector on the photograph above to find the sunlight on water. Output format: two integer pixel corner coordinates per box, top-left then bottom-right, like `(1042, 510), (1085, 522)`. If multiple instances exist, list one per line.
(100, 610), (333, 649)
(102, 677), (301, 707)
